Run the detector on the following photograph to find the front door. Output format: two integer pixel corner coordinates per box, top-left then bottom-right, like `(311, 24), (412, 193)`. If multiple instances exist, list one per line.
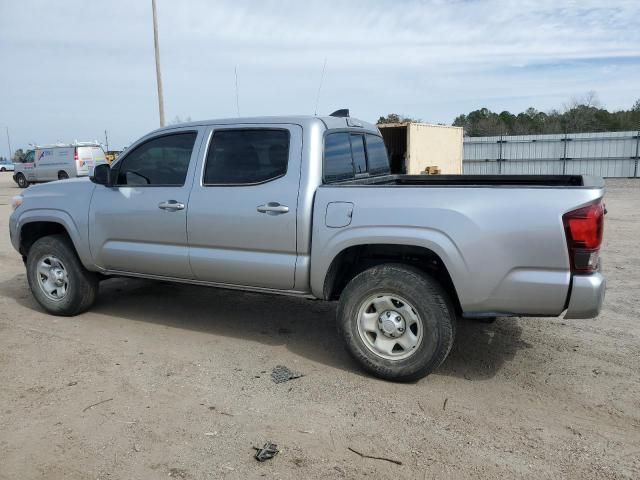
(89, 129), (203, 278)
(187, 125), (301, 290)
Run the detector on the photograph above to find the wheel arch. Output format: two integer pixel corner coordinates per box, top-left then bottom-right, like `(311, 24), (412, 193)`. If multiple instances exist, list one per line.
(16, 211), (91, 268)
(319, 242), (464, 314)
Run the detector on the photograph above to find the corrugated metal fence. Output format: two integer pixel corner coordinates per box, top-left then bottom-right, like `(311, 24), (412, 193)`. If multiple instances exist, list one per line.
(463, 131), (640, 177)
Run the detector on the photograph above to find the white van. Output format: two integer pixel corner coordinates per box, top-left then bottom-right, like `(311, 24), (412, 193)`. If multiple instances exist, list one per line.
(13, 143), (107, 188)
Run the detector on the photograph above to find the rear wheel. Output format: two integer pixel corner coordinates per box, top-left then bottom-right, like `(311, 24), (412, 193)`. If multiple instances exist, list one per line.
(26, 234), (98, 316)
(58, 171), (69, 180)
(337, 264), (456, 381)
(1, 167), (6, 172)
(16, 173), (28, 188)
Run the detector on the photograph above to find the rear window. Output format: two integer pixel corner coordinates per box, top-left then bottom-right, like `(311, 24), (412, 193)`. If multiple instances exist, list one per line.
(365, 134), (390, 175)
(323, 132), (390, 183)
(324, 133), (354, 183)
(350, 134), (367, 175)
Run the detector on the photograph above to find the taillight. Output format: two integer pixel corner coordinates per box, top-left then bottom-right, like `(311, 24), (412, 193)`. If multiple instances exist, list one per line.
(74, 149), (78, 161)
(563, 202), (604, 273)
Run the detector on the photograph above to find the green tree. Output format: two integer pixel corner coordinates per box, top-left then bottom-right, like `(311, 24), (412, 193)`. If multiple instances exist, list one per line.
(453, 94), (640, 136)
(377, 113), (422, 124)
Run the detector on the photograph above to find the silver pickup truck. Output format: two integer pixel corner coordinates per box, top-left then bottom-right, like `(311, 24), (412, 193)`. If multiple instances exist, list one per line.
(9, 114), (606, 381)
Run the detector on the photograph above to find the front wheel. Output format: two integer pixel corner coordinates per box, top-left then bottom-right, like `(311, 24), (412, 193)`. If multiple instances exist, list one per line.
(26, 234), (99, 316)
(16, 173), (28, 188)
(337, 264), (456, 381)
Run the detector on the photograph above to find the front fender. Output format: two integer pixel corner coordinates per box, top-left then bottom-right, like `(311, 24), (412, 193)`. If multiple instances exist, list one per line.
(12, 208), (95, 270)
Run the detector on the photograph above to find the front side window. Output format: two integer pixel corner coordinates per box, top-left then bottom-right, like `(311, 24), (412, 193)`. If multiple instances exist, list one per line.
(115, 132), (197, 186)
(204, 129), (289, 185)
(23, 151), (35, 163)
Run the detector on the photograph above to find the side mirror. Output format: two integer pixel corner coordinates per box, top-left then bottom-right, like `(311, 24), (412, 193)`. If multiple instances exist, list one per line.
(91, 163), (111, 186)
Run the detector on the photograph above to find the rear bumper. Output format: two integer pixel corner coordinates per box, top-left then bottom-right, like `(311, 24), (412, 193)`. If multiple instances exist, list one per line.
(564, 273), (606, 319)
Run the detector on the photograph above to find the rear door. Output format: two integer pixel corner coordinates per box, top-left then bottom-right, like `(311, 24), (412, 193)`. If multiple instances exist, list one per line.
(187, 125), (302, 289)
(89, 129), (203, 278)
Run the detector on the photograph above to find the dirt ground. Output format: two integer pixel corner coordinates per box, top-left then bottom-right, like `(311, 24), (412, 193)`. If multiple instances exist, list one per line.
(0, 175), (638, 480)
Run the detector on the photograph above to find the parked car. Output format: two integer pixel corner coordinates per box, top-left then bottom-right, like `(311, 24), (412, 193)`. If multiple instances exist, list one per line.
(13, 143), (107, 188)
(0, 159), (15, 172)
(8, 113), (606, 381)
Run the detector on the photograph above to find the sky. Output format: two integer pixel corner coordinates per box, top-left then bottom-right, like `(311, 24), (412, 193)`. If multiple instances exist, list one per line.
(1, 0), (639, 154)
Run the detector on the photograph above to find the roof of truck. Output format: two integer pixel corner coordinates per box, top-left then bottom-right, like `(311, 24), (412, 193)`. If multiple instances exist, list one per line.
(148, 115), (379, 135)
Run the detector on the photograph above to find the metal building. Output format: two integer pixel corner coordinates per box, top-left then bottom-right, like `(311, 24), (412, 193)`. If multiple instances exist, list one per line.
(463, 131), (640, 178)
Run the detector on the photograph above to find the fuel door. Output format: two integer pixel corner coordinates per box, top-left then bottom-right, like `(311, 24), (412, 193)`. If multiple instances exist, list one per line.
(325, 202), (354, 228)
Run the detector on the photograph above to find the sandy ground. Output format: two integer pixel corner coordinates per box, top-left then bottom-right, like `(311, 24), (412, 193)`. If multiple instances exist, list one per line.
(0, 175), (638, 480)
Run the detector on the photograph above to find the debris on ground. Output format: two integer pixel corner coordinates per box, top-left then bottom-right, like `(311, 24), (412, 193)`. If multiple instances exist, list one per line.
(168, 467), (188, 478)
(443, 398), (449, 411)
(82, 397), (113, 413)
(254, 442), (279, 462)
(271, 365), (304, 384)
(347, 446), (402, 465)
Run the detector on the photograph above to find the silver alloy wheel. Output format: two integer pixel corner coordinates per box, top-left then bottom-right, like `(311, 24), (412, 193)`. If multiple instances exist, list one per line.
(356, 294), (423, 360)
(36, 255), (69, 301)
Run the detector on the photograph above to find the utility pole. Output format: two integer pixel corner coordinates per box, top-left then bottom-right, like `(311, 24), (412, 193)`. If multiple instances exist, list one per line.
(5, 126), (12, 161)
(151, 0), (165, 127)
(104, 130), (109, 152)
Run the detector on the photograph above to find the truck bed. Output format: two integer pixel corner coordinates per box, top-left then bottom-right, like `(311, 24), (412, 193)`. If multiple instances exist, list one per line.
(330, 174), (603, 188)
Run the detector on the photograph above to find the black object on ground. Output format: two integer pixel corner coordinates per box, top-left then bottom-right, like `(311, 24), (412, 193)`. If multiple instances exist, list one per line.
(271, 365), (303, 384)
(254, 442), (279, 462)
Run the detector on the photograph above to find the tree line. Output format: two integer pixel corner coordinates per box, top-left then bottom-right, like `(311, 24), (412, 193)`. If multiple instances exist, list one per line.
(378, 93), (640, 137)
(452, 94), (640, 137)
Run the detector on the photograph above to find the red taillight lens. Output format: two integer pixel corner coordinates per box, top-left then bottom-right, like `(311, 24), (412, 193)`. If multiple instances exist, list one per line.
(74, 150), (78, 161)
(563, 202), (604, 273)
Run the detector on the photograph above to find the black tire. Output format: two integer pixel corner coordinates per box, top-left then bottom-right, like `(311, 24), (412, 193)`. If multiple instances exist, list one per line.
(26, 234), (99, 316)
(58, 171), (69, 180)
(16, 173), (28, 188)
(337, 264), (456, 381)
(1, 167), (6, 172)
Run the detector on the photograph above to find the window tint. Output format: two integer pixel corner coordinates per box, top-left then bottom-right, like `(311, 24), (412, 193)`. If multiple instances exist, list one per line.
(365, 134), (390, 175)
(204, 129), (289, 185)
(350, 134), (367, 174)
(324, 133), (354, 182)
(116, 132), (196, 186)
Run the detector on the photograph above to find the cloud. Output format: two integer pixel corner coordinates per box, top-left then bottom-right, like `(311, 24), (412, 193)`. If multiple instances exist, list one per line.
(0, 0), (638, 152)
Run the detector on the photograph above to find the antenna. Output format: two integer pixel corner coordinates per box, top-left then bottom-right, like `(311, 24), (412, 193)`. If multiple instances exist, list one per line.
(314, 57), (327, 116)
(234, 65), (240, 117)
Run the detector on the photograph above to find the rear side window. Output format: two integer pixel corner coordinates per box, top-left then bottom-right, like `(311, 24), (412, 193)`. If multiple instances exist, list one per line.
(204, 129), (289, 185)
(324, 133), (354, 182)
(115, 132), (197, 186)
(365, 134), (390, 175)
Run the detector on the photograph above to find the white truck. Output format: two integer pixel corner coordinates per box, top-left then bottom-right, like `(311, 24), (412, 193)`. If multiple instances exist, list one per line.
(13, 143), (107, 188)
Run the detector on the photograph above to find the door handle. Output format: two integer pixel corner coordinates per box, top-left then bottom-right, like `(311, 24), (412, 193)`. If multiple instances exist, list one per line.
(257, 202), (289, 215)
(158, 200), (185, 211)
